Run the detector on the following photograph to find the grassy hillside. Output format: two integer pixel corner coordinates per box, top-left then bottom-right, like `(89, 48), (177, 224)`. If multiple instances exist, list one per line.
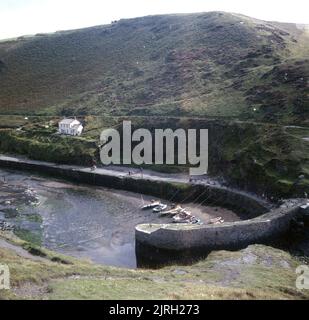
(1, 231), (308, 300)
(0, 12), (308, 124)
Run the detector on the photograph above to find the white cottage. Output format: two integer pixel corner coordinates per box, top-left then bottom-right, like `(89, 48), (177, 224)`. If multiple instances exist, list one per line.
(58, 118), (83, 136)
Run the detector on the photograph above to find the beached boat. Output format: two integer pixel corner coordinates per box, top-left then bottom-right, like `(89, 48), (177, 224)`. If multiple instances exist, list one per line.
(209, 217), (224, 224)
(141, 200), (161, 210)
(153, 204), (168, 213)
(173, 216), (189, 223)
(172, 211), (192, 223)
(173, 213), (201, 225)
(160, 205), (184, 216)
(212, 219), (225, 225)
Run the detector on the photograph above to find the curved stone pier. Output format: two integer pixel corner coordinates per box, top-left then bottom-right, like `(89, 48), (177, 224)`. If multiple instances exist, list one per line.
(136, 202), (303, 250)
(135, 200), (306, 266)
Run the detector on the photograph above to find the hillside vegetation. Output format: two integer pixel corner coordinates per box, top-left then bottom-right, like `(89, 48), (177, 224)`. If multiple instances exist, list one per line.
(0, 115), (308, 198)
(0, 12), (308, 124)
(0, 12), (308, 197)
(0, 231), (308, 300)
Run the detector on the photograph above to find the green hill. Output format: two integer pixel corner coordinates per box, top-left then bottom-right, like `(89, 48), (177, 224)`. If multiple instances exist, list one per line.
(0, 12), (308, 123)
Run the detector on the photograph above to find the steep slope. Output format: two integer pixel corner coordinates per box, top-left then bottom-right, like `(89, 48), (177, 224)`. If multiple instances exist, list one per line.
(1, 230), (308, 300)
(0, 12), (308, 123)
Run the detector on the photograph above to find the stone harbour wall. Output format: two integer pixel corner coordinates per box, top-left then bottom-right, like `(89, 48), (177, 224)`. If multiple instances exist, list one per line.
(135, 203), (303, 252)
(0, 154), (306, 263)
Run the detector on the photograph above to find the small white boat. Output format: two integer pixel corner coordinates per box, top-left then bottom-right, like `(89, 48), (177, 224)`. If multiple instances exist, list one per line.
(173, 216), (189, 223)
(212, 219), (224, 225)
(173, 210), (203, 224)
(209, 217), (224, 224)
(173, 211), (192, 223)
(209, 217), (222, 224)
(153, 204), (168, 213)
(141, 200), (161, 210)
(160, 205), (183, 216)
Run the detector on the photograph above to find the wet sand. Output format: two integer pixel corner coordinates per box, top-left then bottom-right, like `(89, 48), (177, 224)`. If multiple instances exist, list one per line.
(184, 204), (241, 223)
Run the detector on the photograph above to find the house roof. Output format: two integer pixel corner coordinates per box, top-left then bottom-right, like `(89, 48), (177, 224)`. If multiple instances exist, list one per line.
(72, 123), (83, 129)
(59, 118), (80, 125)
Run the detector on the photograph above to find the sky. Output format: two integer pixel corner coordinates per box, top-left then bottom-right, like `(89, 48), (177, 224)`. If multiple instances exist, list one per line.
(0, 0), (308, 40)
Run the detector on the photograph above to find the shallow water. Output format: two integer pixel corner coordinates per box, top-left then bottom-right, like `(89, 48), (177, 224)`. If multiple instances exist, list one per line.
(0, 169), (172, 268)
(0, 168), (239, 268)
